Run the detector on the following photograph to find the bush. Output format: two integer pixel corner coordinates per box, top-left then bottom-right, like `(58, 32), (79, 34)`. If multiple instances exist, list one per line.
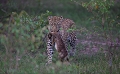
(0, 10), (51, 73)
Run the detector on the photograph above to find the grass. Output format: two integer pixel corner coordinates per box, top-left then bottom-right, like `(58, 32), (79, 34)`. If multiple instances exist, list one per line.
(0, 50), (120, 74)
(0, 0), (120, 74)
(7, 31), (119, 74)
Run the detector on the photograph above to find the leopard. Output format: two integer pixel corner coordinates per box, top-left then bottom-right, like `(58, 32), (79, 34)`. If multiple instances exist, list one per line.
(46, 32), (69, 64)
(47, 16), (77, 56)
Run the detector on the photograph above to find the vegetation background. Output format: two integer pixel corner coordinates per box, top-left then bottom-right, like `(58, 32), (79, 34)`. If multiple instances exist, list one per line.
(0, 0), (120, 74)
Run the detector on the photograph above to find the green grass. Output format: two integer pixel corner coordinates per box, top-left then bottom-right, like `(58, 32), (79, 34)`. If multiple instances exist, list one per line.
(0, 51), (120, 74)
(0, 0), (120, 74)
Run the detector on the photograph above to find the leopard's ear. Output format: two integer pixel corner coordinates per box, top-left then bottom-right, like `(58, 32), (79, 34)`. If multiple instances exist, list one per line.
(48, 16), (52, 20)
(60, 16), (63, 19)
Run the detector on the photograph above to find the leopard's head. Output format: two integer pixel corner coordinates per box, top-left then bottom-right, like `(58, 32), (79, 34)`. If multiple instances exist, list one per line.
(48, 16), (63, 32)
